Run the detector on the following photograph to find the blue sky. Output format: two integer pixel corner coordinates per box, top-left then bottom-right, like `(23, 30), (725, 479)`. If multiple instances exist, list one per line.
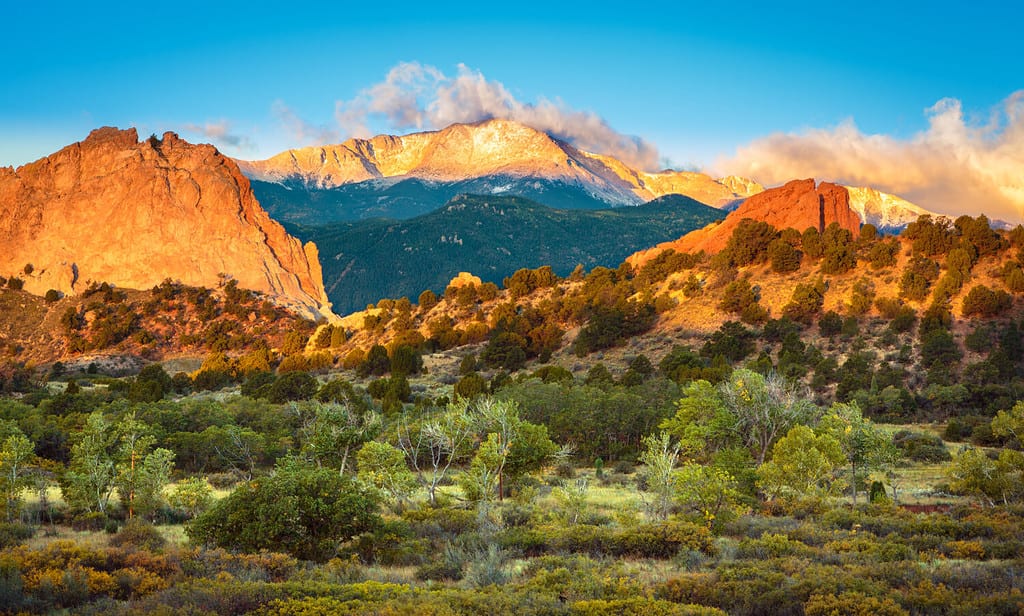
(3, 1), (1022, 218)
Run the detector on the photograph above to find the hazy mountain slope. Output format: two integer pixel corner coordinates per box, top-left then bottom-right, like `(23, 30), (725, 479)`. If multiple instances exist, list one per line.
(251, 175), (616, 224)
(238, 119), (760, 222)
(293, 193), (722, 314)
(845, 186), (939, 232)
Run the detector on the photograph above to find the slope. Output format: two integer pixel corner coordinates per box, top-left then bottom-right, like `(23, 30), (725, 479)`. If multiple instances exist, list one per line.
(292, 193), (722, 314)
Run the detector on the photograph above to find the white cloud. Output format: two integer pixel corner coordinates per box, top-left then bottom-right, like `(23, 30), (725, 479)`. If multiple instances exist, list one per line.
(717, 92), (1024, 223)
(181, 120), (256, 152)
(272, 101), (341, 146)
(331, 62), (662, 171)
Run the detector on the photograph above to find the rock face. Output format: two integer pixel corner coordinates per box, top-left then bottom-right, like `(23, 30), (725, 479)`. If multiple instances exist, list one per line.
(629, 179), (861, 265)
(446, 272), (483, 289)
(237, 119), (762, 208)
(0, 128), (331, 318)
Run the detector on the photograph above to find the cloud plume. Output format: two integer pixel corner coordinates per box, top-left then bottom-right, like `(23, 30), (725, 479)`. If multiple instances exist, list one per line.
(718, 92), (1024, 223)
(272, 102), (341, 147)
(332, 62), (662, 171)
(181, 120), (255, 152)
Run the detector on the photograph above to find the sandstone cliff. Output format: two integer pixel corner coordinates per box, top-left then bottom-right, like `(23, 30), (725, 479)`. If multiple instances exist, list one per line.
(0, 128), (331, 319)
(629, 179), (861, 265)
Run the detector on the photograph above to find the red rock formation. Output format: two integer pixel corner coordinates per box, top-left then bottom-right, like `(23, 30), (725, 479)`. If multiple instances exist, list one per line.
(629, 179), (860, 266)
(0, 128), (331, 318)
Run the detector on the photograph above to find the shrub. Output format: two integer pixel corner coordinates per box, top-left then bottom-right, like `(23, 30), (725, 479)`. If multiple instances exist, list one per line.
(264, 371), (318, 403)
(782, 279), (826, 325)
(188, 461), (381, 562)
(109, 518), (167, 552)
(961, 284), (1013, 318)
(820, 223), (856, 275)
(805, 591), (909, 616)
(0, 522), (35, 548)
(893, 430), (951, 462)
(768, 239), (801, 273)
(726, 219), (778, 266)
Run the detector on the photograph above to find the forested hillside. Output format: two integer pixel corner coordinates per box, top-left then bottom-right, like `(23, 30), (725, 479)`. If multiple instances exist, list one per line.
(3, 214), (1024, 614)
(291, 193), (722, 314)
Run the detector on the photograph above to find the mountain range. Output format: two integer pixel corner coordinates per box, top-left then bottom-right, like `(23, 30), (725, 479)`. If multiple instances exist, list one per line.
(236, 119), (936, 233)
(0, 120), (972, 334)
(237, 119), (763, 223)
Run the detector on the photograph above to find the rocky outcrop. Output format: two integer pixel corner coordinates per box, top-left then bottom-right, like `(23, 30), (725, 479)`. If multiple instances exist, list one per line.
(629, 179), (861, 265)
(0, 127), (331, 319)
(236, 119), (762, 208)
(446, 272), (483, 289)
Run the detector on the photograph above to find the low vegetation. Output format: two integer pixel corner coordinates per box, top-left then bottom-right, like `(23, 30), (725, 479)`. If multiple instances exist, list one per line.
(2, 213), (1024, 613)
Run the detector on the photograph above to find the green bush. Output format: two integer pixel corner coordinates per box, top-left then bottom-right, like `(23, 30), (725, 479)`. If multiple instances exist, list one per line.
(109, 518), (167, 552)
(0, 522), (35, 548)
(188, 461), (381, 562)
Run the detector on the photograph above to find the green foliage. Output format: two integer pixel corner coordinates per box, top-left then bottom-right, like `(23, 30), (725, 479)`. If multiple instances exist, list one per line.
(481, 332), (528, 370)
(782, 278), (825, 325)
(818, 403), (898, 504)
(532, 365), (574, 384)
(903, 214), (956, 256)
(296, 401), (381, 474)
(867, 238), (899, 269)
(454, 373), (488, 400)
(294, 193), (721, 314)
(892, 430), (950, 462)
(718, 278), (766, 324)
(499, 378), (680, 460)
(357, 345), (391, 378)
(265, 371), (319, 403)
(0, 429), (35, 522)
(947, 446), (1024, 506)
(60, 411), (119, 514)
(573, 302), (656, 356)
(660, 346), (723, 384)
(639, 432), (680, 520)
(767, 239), (801, 274)
(356, 441), (417, 506)
(725, 219), (778, 266)
(801, 227), (824, 259)
(719, 369), (818, 464)
(128, 364), (173, 403)
(109, 517), (167, 552)
(847, 279), (876, 316)
(757, 425), (845, 500)
(674, 462), (747, 530)
(701, 321), (755, 362)
(504, 266), (559, 298)
(167, 476), (214, 519)
(188, 460), (381, 561)
(389, 345), (423, 377)
(817, 311), (842, 338)
(961, 284), (1013, 318)
(899, 256), (939, 301)
(820, 223), (856, 275)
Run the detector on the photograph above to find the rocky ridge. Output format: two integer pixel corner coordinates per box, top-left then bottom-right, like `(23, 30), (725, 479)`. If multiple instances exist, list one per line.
(236, 119), (762, 208)
(629, 179), (862, 265)
(0, 128), (332, 319)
